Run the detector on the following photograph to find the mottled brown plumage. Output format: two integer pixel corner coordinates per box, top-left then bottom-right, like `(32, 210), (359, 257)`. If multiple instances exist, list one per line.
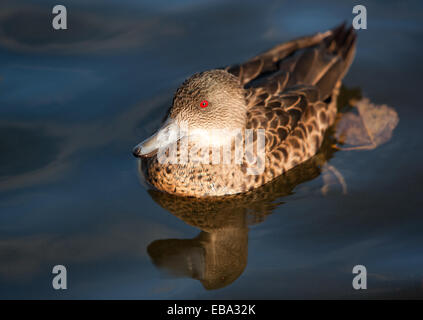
(134, 24), (357, 197)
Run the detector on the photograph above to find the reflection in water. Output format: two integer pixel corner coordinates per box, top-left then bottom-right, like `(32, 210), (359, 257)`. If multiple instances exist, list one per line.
(0, 126), (62, 177)
(148, 221), (248, 290)
(141, 86), (399, 290)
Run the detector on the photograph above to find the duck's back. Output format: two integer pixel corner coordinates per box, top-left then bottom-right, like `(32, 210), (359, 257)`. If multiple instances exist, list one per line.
(223, 24), (357, 191)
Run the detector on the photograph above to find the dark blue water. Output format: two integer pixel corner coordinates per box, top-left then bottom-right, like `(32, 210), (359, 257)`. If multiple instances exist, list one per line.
(1, 0), (423, 299)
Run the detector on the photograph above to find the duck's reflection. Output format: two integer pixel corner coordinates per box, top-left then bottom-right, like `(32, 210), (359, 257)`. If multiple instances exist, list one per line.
(141, 86), (399, 290)
(147, 215), (248, 290)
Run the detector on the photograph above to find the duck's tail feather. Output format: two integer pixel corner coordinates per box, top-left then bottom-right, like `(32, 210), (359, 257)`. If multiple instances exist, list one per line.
(285, 23), (357, 100)
(314, 23), (357, 99)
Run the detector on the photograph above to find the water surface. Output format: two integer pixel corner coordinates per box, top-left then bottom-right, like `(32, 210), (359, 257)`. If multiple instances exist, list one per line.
(0, 0), (423, 299)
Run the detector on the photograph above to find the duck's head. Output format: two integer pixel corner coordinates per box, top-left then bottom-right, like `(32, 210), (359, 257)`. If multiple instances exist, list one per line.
(133, 70), (247, 158)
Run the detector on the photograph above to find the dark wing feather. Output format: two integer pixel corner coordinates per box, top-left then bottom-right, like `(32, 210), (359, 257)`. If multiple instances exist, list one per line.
(225, 30), (332, 85)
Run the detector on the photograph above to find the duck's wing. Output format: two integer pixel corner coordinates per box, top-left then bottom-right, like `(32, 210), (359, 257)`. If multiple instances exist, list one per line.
(225, 28), (332, 86)
(243, 24), (356, 174)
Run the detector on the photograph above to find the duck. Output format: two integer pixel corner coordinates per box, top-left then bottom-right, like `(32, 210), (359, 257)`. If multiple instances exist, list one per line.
(132, 23), (357, 197)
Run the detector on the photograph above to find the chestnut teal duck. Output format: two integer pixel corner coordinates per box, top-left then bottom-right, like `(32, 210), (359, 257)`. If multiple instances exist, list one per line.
(133, 24), (357, 197)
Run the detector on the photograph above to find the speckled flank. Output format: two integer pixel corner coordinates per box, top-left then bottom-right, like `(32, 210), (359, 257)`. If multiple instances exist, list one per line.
(139, 24), (356, 197)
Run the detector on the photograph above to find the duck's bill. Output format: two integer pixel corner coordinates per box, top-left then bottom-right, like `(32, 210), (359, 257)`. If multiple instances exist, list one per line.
(132, 118), (183, 158)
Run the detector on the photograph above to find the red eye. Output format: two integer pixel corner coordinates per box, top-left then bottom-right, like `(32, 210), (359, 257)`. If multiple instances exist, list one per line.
(200, 100), (208, 108)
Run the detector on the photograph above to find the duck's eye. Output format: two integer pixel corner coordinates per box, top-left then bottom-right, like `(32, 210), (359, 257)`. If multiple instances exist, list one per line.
(200, 100), (208, 108)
